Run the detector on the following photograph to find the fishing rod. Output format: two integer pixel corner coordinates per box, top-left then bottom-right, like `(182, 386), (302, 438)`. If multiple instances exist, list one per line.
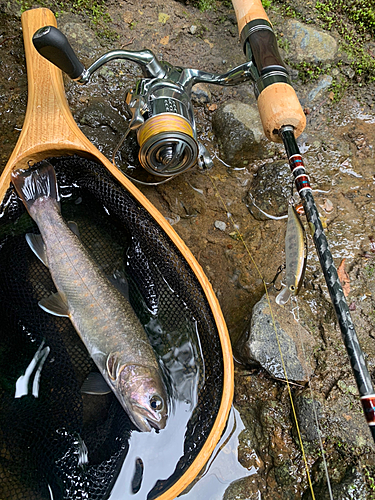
(231, 0), (375, 442)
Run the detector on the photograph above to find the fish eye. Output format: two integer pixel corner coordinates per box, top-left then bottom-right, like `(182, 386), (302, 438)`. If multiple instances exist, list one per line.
(150, 395), (164, 411)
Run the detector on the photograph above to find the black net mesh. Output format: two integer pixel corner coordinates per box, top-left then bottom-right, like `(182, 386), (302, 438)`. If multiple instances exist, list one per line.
(0, 156), (224, 500)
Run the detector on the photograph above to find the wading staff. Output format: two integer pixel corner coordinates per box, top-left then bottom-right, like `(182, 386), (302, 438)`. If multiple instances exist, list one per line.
(231, 0), (375, 443)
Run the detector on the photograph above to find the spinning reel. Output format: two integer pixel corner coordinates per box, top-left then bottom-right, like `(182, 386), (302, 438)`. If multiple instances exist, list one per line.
(32, 23), (292, 183)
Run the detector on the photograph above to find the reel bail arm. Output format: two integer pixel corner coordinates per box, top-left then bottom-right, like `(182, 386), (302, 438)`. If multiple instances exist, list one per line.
(32, 25), (257, 179)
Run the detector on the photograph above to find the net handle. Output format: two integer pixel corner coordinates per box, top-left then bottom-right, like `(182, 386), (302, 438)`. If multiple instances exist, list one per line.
(3, 9), (87, 179)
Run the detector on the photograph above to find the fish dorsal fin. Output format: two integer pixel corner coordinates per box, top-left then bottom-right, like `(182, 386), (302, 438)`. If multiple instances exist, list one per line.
(68, 221), (80, 239)
(26, 233), (48, 267)
(81, 372), (111, 395)
(39, 292), (70, 317)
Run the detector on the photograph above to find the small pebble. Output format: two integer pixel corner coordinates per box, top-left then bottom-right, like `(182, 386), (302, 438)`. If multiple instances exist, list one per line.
(215, 220), (226, 231)
(189, 25), (197, 35)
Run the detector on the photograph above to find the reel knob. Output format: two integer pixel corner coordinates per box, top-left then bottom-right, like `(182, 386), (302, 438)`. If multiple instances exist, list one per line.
(137, 114), (198, 177)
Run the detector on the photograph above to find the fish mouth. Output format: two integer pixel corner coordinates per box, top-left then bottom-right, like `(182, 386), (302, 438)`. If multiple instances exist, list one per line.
(132, 405), (167, 432)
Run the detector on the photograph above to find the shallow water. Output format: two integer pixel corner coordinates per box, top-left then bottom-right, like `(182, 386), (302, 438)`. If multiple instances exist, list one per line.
(109, 399), (195, 498)
(179, 406), (258, 500)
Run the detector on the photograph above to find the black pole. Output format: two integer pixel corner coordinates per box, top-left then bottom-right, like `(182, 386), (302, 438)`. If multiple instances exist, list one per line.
(280, 125), (375, 442)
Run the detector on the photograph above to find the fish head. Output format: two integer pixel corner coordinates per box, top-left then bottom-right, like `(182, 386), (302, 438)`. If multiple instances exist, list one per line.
(108, 358), (168, 432)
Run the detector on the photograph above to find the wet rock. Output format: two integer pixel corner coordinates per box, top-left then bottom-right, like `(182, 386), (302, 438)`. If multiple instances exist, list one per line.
(191, 83), (211, 104)
(223, 475), (261, 500)
(330, 469), (368, 500)
(77, 98), (125, 132)
(307, 75), (333, 102)
(60, 19), (101, 58)
(283, 20), (338, 65)
(212, 101), (267, 166)
(236, 294), (316, 384)
(246, 160), (291, 221)
(76, 98), (126, 158)
(294, 394), (321, 441)
(306, 468), (368, 500)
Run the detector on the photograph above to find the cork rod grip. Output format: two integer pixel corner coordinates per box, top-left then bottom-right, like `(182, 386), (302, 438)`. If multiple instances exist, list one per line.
(231, 0), (306, 142)
(231, 0), (269, 34)
(257, 83), (306, 143)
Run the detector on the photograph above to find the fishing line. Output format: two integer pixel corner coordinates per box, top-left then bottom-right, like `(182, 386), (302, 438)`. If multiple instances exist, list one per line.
(292, 297), (334, 500)
(207, 171), (316, 499)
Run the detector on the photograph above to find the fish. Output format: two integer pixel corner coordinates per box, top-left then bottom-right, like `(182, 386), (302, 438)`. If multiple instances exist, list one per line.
(11, 162), (168, 432)
(276, 202), (307, 306)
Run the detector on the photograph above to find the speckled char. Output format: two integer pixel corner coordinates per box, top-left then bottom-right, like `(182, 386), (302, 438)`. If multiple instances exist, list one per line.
(12, 163), (168, 432)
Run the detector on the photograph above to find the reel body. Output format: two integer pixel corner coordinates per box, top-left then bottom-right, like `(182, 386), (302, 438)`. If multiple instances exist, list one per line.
(32, 25), (260, 182)
(126, 76), (198, 177)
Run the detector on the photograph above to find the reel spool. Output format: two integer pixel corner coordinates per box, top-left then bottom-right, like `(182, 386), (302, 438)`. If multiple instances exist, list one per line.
(137, 114), (198, 177)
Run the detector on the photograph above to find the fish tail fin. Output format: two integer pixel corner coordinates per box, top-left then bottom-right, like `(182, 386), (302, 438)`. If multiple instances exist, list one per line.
(11, 162), (59, 213)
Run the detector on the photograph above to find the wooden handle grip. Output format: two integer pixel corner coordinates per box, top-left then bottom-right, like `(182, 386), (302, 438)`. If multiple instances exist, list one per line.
(2, 8), (102, 199)
(258, 83), (306, 143)
(19, 8), (79, 158)
(231, 0), (270, 34)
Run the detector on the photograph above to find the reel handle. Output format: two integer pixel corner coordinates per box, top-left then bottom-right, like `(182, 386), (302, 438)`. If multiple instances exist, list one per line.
(231, 0), (306, 143)
(33, 26), (86, 80)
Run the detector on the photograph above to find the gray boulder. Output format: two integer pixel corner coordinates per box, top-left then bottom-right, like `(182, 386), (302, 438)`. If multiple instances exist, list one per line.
(212, 101), (267, 166)
(283, 20), (338, 65)
(236, 294), (316, 384)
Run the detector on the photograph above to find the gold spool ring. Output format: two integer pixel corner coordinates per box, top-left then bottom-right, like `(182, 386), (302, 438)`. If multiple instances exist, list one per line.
(137, 114), (198, 177)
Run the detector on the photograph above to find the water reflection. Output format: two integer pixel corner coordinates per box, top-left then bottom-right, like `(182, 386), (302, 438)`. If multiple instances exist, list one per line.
(109, 398), (196, 498)
(107, 406), (255, 499)
(14, 340), (50, 399)
(180, 407), (256, 500)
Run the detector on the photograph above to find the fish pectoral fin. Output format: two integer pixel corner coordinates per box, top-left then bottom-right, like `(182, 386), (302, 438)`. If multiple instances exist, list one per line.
(81, 372), (112, 395)
(26, 233), (48, 267)
(68, 221), (80, 239)
(39, 292), (70, 317)
(106, 352), (122, 380)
